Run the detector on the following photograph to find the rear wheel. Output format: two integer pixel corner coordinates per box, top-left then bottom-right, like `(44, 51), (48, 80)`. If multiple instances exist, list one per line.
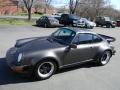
(34, 60), (57, 80)
(89, 26), (94, 29)
(44, 23), (50, 28)
(98, 51), (112, 66)
(44, 23), (47, 28)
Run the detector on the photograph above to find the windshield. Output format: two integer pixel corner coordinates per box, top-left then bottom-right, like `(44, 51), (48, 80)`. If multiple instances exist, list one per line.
(104, 17), (111, 21)
(50, 28), (76, 45)
(69, 15), (80, 20)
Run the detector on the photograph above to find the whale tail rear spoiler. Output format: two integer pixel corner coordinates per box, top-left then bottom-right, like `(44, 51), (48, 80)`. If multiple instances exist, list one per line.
(99, 34), (116, 43)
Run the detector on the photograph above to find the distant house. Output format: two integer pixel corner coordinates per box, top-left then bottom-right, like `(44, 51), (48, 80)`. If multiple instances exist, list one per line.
(0, 0), (21, 15)
(0, 0), (56, 15)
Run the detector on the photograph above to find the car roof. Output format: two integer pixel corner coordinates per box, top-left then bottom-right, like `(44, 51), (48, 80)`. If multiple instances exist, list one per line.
(61, 27), (97, 34)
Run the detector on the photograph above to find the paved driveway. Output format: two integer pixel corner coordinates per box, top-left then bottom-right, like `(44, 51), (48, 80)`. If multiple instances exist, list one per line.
(0, 26), (120, 90)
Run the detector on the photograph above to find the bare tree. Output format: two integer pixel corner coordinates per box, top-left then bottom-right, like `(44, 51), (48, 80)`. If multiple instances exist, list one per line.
(34, 3), (44, 13)
(69, 0), (80, 14)
(76, 0), (105, 20)
(23, 0), (34, 20)
(43, 0), (52, 14)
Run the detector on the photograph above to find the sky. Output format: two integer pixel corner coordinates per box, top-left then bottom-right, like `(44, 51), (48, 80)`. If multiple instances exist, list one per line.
(111, 0), (120, 10)
(52, 0), (120, 10)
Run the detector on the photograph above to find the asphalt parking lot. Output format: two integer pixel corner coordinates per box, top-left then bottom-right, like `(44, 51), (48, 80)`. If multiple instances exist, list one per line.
(0, 25), (120, 90)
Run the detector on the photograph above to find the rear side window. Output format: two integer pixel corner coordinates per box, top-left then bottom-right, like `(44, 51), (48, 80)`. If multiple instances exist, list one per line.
(73, 33), (93, 44)
(93, 35), (103, 43)
(79, 34), (93, 44)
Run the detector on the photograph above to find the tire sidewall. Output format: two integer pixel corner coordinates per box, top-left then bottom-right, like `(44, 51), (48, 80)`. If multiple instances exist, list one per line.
(106, 24), (111, 28)
(34, 60), (57, 80)
(44, 23), (48, 28)
(99, 51), (111, 66)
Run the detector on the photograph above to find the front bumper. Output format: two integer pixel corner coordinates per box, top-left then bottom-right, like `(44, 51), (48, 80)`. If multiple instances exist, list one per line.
(10, 65), (33, 73)
(112, 50), (116, 55)
(6, 47), (33, 74)
(73, 23), (85, 27)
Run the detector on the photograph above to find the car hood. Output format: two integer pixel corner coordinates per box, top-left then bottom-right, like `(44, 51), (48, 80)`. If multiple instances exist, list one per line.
(15, 37), (42, 47)
(17, 37), (64, 53)
(87, 21), (96, 26)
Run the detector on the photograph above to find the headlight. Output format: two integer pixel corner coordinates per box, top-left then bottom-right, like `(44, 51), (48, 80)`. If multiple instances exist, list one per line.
(18, 53), (23, 62)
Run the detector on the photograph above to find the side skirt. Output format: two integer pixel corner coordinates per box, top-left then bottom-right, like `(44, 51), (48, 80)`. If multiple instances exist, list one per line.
(59, 59), (94, 69)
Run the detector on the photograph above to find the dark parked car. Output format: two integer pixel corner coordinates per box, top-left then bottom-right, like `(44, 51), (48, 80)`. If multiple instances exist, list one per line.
(36, 15), (61, 28)
(116, 20), (120, 27)
(95, 16), (116, 28)
(6, 27), (116, 80)
(59, 14), (81, 26)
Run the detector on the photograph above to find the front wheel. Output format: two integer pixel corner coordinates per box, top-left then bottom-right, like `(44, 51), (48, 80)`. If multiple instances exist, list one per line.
(106, 24), (111, 28)
(98, 51), (112, 66)
(34, 60), (57, 80)
(89, 26), (94, 29)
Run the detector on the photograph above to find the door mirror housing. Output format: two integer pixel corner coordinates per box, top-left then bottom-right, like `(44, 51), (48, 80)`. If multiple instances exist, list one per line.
(69, 44), (77, 49)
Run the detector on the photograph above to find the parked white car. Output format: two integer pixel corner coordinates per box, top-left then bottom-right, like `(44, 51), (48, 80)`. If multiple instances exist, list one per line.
(74, 18), (96, 29)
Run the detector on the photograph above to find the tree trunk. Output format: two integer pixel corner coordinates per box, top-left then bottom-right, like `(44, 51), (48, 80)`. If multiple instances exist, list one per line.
(28, 8), (32, 21)
(44, 7), (47, 14)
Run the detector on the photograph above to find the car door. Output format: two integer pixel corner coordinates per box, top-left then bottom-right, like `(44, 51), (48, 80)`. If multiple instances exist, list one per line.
(63, 33), (97, 65)
(39, 16), (46, 26)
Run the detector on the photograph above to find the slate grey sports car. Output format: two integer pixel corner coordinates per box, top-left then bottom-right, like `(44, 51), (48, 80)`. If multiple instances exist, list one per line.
(6, 27), (116, 80)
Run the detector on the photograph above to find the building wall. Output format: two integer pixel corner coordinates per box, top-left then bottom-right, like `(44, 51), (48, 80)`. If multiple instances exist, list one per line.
(33, 8), (56, 14)
(0, 0), (20, 15)
(0, 0), (55, 15)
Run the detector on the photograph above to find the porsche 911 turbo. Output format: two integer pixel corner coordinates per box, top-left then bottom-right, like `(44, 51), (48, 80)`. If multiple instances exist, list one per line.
(6, 27), (116, 80)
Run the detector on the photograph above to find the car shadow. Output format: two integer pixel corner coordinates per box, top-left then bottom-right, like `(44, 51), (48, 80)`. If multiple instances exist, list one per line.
(0, 58), (31, 85)
(0, 58), (99, 85)
(32, 25), (64, 28)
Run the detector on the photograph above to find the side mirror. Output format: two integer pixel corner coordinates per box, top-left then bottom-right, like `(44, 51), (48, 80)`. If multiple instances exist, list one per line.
(69, 44), (77, 49)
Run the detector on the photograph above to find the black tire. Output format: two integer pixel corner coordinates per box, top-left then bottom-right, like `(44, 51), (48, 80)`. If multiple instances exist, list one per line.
(101, 25), (103, 27)
(44, 23), (50, 28)
(85, 24), (88, 28)
(64, 24), (66, 27)
(97, 51), (112, 66)
(34, 60), (57, 80)
(96, 24), (99, 27)
(69, 24), (73, 27)
(106, 24), (111, 28)
(89, 26), (94, 29)
(111, 25), (115, 28)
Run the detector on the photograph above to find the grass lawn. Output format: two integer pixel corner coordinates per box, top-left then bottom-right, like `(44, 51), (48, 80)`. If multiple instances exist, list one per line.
(0, 19), (36, 26)
(16, 13), (43, 17)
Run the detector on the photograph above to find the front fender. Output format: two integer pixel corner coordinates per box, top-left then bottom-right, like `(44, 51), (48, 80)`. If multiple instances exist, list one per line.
(30, 51), (62, 68)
